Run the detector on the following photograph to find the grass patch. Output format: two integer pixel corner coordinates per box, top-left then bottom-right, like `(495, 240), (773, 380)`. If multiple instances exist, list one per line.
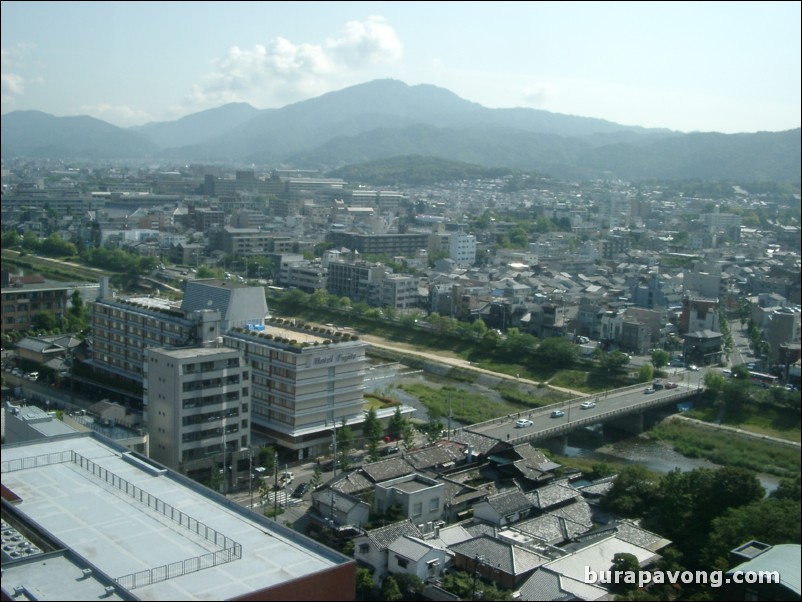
(650, 419), (801, 478)
(496, 384), (569, 408)
(398, 383), (530, 424)
(685, 401), (800, 442)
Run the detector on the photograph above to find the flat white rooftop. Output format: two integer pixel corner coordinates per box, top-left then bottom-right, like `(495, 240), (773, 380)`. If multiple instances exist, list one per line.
(1, 434), (347, 601)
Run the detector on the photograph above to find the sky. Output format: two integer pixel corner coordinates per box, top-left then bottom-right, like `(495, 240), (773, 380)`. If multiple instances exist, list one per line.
(2, 1), (800, 133)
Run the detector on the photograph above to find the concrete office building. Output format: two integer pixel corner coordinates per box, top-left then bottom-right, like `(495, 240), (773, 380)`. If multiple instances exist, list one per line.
(144, 345), (250, 486)
(90, 280), (267, 391)
(449, 231), (476, 267)
(1, 433), (355, 601)
(223, 323), (367, 460)
(90, 295), (221, 390)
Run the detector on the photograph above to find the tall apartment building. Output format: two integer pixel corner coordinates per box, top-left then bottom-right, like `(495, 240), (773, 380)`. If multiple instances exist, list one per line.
(2, 271), (99, 334)
(90, 296), (221, 390)
(381, 274), (420, 309)
(449, 231), (477, 267)
(145, 345), (250, 485)
(326, 260), (386, 305)
(223, 323), (367, 460)
(90, 280), (267, 392)
(329, 231), (430, 256)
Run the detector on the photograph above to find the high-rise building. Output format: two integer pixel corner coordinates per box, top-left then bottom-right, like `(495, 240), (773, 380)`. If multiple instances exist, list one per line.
(144, 345), (250, 485)
(223, 323), (367, 460)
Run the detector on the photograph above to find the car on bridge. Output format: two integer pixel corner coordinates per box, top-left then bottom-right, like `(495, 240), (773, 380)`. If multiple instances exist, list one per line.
(664, 382), (678, 389)
(579, 401), (596, 409)
(515, 418), (534, 428)
(644, 387), (655, 394)
(551, 410), (565, 418)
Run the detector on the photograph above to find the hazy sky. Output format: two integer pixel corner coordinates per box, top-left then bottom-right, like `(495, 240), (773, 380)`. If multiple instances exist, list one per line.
(2, 1), (800, 133)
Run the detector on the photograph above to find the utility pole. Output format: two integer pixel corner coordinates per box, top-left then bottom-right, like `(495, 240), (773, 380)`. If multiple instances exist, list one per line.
(331, 425), (338, 479)
(273, 451), (279, 519)
(248, 447), (253, 509)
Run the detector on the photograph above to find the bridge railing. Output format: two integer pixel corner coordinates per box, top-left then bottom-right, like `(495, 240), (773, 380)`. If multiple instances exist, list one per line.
(507, 388), (700, 444)
(467, 381), (697, 433)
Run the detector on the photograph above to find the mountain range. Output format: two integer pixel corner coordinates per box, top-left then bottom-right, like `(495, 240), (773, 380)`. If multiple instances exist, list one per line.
(2, 79), (799, 182)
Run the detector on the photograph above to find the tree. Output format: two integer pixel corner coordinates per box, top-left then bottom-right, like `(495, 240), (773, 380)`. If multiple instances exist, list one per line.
(611, 553), (640, 592)
(601, 465), (660, 517)
(336, 417), (355, 471)
(387, 407), (406, 441)
(363, 407), (383, 462)
(258, 445), (276, 474)
(393, 574), (425, 599)
(638, 363), (655, 383)
(355, 567), (376, 601)
(703, 498), (801, 568)
(382, 576), (403, 602)
(771, 475), (801, 502)
(31, 312), (56, 332)
(597, 350), (630, 373)
(309, 464), (323, 491)
(703, 370), (726, 394)
(650, 349), (670, 370)
(537, 337), (579, 367)
(401, 420), (416, 451)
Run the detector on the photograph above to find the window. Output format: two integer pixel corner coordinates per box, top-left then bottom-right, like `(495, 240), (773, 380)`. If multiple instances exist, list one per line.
(412, 502), (422, 517)
(429, 498), (440, 512)
(395, 556), (409, 569)
(359, 543), (370, 554)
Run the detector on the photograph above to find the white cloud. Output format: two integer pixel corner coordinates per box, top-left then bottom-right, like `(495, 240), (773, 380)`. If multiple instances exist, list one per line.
(78, 103), (153, 127)
(1, 44), (39, 111)
(188, 17), (402, 109)
(522, 82), (559, 106)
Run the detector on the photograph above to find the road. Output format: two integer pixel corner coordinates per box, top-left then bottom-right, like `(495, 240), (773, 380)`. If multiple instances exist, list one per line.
(471, 371), (704, 444)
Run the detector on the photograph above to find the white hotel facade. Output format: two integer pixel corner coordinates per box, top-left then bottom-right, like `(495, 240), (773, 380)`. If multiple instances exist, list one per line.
(223, 322), (367, 460)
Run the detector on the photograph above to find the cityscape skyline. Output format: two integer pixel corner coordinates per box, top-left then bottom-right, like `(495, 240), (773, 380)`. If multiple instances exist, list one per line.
(2, 1), (800, 134)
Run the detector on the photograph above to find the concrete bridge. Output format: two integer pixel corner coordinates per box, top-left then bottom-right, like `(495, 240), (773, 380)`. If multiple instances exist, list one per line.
(463, 380), (703, 446)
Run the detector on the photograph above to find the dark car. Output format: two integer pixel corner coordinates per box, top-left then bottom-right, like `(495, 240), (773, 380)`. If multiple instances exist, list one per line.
(291, 482), (310, 498)
(381, 446), (400, 456)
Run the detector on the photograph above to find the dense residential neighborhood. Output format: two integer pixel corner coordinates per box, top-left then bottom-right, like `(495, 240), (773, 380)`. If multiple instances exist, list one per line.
(2, 158), (799, 601)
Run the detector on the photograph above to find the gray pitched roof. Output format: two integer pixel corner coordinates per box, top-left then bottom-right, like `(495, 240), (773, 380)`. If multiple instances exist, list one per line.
(518, 567), (608, 601)
(526, 483), (580, 510)
(388, 535), (443, 562)
(484, 489), (533, 516)
(361, 456), (415, 483)
(513, 514), (588, 545)
(406, 445), (462, 471)
(331, 470), (373, 495)
(449, 535), (547, 576)
(450, 430), (499, 456)
(548, 499), (593, 529)
(365, 520), (424, 551)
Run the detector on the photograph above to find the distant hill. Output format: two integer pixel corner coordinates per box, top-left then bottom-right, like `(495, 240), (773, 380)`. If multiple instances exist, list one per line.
(2, 80), (799, 183)
(131, 102), (260, 148)
(328, 155), (518, 186)
(1, 111), (157, 159)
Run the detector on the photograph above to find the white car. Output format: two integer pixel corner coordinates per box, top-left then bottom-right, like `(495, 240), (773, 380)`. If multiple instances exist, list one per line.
(644, 387), (655, 394)
(515, 418), (534, 428)
(551, 410), (565, 418)
(688, 365), (699, 371)
(579, 401), (596, 409)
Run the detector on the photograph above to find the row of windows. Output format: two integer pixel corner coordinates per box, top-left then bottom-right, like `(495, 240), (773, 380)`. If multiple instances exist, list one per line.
(181, 423), (239, 443)
(182, 375), (240, 392)
(181, 407), (239, 426)
(181, 392), (243, 409)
